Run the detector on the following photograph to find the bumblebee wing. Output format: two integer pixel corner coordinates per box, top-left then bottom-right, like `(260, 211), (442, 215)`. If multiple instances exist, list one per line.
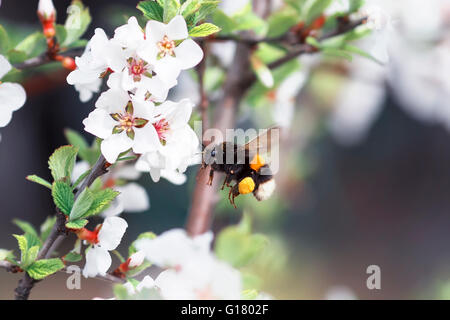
(243, 126), (280, 158)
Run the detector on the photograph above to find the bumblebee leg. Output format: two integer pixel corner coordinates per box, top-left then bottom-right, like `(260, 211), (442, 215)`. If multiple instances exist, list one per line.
(207, 168), (214, 186)
(221, 175), (228, 190)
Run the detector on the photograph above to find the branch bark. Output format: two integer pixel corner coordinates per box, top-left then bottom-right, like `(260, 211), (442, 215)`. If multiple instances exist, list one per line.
(14, 155), (108, 300)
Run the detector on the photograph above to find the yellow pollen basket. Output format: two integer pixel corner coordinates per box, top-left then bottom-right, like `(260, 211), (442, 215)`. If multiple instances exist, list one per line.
(250, 154), (265, 171)
(238, 177), (256, 195)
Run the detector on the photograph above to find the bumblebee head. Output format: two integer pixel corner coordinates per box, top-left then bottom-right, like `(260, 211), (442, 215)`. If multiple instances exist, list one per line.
(202, 143), (219, 166)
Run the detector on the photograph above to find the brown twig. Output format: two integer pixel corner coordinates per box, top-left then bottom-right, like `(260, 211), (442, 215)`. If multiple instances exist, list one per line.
(13, 47), (84, 70)
(14, 155), (108, 300)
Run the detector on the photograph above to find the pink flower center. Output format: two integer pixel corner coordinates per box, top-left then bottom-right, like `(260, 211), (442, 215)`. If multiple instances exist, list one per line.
(110, 102), (149, 140)
(153, 118), (170, 143)
(157, 35), (176, 58)
(128, 58), (149, 82)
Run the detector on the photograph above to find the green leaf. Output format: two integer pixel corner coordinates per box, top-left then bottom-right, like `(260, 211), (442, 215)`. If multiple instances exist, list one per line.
(163, 0), (180, 23)
(52, 181), (75, 215)
(137, 1), (164, 22)
(215, 215), (268, 268)
(0, 25), (11, 55)
(343, 44), (381, 63)
(303, 0), (333, 26)
(65, 219), (88, 230)
(13, 219), (38, 238)
(114, 284), (131, 300)
(26, 175), (52, 189)
(40, 216), (56, 242)
(64, 251), (82, 263)
(266, 7), (300, 38)
(15, 32), (46, 58)
(13, 234), (27, 262)
(26, 258), (64, 280)
(189, 23), (221, 37)
(69, 187), (94, 221)
(322, 47), (353, 61)
(233, 4), (268, 36)
(64, 129), (90, 160)
(55, 24), (67, 45)
(83, 188), (120, 218)
(23, 245), (40, 268)
(48, 145), (78, 182)
(306, 36), (322, 48)
(349, 0), (365, 12)
(25, 232), (42, 250)
(63, 0), (92, 46)
(6, 49), (27, 64)
(212, 10), (235, 35)
(242, 289), (259, 300)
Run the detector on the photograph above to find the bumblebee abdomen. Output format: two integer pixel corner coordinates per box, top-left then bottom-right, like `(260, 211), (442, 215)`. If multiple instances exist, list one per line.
(254, 179), (276, 201)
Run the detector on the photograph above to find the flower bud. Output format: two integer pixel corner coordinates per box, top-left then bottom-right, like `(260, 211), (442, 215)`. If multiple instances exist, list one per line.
(128, 250), (146, 268)
(37, 0), (56, 22)
(62, 57), (77, 71)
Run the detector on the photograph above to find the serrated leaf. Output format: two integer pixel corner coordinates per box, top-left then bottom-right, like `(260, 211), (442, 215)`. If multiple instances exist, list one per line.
(83, 188), (120, 218)
(26, 175), (52, 189)
(65, 219), (88, 230)
(15, 32), (46, 58)
(0, 25), (11, 55)
(63, 0), (92, 46)
(163, 0), (180, 23)
(23, 245), (40, 269)
(48, 145), (78, 182)
(52, 181), (75, 215)
(189, 23), (221, 37)
(40, 216), (56, 242)
(137, 1), (164, 22)
(26, 258), (64, 280)
(13, 219), (38, 238)
(13, 234), (27, 262)
(69, 187), (94, 221)
(64, 251), (82, 263)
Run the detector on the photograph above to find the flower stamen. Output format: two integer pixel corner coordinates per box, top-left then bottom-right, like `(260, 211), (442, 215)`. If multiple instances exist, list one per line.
(157, 35), (176, 58)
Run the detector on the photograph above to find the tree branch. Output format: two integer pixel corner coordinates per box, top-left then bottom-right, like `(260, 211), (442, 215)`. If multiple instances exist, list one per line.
(13, 47), (84, 70)
(14, 155), (109, 300)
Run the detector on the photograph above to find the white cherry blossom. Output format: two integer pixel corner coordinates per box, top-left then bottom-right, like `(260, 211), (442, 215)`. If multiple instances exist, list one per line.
(82, 217), (128, 278)
(0, 55), (26, 128)
(155, 253), (242, 300)
(135, 229), (213, 268)
(137, 15), (204, 86)
(135, 99), (200, 182)
(83, 89), (160, 163)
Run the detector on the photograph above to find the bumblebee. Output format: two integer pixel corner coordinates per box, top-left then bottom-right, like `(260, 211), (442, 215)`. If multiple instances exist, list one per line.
(202, 127), (278, 207)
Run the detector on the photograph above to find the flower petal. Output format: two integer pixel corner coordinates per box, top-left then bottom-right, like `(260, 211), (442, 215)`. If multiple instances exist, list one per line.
(145, 20), (167, 44)
(167, 15), (188, 40)
(101, 132), (134, 163)
(132, 124), (160, 154)
(0, 83), (26, 112)
(118, 183), (150, 212)
(82, 246), (112, 278)
(83, 108), (115, 140)
(95, 89), (130, 113)
(174, 39), (204, 70)
(97, 216), (128, 251)
(0, 55), (12, 79)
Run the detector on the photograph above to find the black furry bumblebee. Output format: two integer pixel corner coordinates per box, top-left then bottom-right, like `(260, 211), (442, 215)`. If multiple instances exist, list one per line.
(202, 127), (278, 208)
